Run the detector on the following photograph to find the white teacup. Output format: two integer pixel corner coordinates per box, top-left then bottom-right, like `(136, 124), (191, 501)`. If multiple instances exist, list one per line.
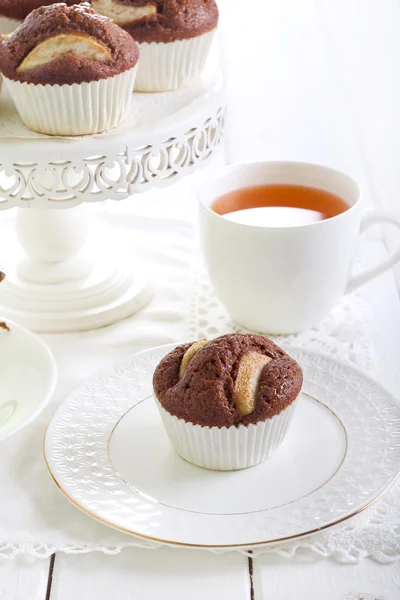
(199, 161), (400, 334)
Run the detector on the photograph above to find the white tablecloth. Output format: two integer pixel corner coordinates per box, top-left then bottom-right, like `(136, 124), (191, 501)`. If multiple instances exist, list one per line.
(0, 172), (399, 562)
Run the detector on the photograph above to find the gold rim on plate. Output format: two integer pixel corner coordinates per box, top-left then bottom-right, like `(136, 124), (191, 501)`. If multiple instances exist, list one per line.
(43, 391), (399, 549)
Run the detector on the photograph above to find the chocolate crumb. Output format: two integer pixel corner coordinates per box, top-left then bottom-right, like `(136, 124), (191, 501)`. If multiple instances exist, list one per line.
(0, 272), (8, 330)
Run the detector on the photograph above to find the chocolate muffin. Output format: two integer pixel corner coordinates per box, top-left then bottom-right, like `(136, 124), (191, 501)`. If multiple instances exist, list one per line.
(0, 3), (139, 135)
(92, 0), (219, 91)
(153, 334), (303, 471)
(92, 0), (218, 44)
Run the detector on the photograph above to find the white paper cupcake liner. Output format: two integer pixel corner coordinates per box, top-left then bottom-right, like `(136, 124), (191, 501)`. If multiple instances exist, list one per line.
(155, 397), (298, 471)
(0, 16), (22, 35)
(3, 66), (137, 136)
(134, 29), (215, 92)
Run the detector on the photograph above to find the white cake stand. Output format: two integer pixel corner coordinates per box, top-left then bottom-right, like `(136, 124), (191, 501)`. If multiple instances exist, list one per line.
(0, 70), (224, 332)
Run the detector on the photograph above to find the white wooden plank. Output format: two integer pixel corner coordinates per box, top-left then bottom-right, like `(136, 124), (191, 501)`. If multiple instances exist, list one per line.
(217, 0), (372, 191)
(0, 557), (49, 600)
(319, 0), (400, 211)
(255, 554), (400, 600)
(219, 0), (400, 289)
(320, 0), (400, 286)
(51, 549), (250, 600)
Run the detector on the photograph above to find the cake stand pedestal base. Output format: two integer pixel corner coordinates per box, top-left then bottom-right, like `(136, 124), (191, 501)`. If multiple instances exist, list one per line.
(0, 67), (224, 332)
(0, 206), (153, 333)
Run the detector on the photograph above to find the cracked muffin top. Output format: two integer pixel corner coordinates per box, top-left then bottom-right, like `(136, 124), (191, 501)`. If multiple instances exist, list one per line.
(153, 333), (303, 428)
(91, 0), (218, 44)
(0, 2), (139, 84)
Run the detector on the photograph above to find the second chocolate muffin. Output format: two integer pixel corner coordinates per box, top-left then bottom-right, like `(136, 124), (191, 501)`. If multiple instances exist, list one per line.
(92, 0), (219, 91)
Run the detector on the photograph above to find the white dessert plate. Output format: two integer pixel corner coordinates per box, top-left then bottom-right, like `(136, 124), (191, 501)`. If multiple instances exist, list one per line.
(44, 344), (400, 549)
(0, 319), (57, 442)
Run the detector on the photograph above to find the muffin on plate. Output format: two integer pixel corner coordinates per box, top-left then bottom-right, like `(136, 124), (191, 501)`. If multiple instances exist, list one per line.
(92, 0), (218, 92)
(153, 333), (303, 471)
(0, 2), (139, 135)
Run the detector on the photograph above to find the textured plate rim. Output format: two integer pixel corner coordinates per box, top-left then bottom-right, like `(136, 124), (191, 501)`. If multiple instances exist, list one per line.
(43, 343), (400, 549)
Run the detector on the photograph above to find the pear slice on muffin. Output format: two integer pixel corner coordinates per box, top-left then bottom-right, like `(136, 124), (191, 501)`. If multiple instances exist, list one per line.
(18, 32), (112, 72)
(179, 340), (208, 377)
(92, 0), (156, 25)
(234, 352), (272, 417)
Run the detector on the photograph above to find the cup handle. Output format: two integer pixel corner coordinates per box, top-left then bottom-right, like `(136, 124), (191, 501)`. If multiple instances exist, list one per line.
(346, 209), (400, 294)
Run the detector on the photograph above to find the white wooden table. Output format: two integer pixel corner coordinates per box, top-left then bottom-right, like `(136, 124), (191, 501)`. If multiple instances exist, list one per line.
(1, 1), (400, 598)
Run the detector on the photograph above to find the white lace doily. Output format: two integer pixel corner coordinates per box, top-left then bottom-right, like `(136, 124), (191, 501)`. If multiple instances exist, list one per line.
(0, 215), (398, 562)
(188, 260), (375, 373)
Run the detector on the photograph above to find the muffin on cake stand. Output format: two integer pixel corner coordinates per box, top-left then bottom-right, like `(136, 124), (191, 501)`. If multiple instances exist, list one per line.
(92, 0), (219, 92)
(0, 69), (224, 332)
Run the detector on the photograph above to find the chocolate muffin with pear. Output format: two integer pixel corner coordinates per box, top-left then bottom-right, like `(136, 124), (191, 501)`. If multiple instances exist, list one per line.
(153, 334), (303, 471)
(0, 3), (139, 135)
(92, 0), (219, 91)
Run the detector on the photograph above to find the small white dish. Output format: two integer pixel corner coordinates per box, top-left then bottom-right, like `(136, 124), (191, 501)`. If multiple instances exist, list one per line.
(0, 319), (57, 442)
(44, 344), (400, 549)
